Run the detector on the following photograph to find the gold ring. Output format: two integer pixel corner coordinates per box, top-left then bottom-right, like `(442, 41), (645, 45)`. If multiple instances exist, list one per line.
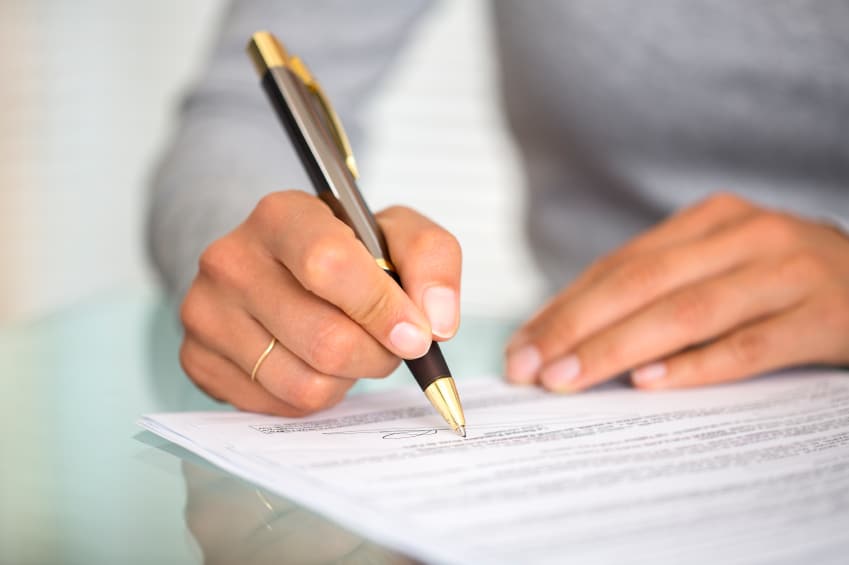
(251, 338), (277, 382)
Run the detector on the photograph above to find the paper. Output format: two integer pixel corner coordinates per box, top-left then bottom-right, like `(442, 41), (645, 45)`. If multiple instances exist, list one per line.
(140, 371), (849, 564)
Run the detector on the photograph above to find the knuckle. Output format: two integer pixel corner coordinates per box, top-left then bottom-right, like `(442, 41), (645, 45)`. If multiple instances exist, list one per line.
(252, 190), (304, 224)
(410, 226), (461, 259)
(615, 259), (665, 295)
(179, 342), (224, 402)
(746, 212), (800, 247)
(669, 290), (712, 330)
(702, 192), (751, 214)
(728, 330), (767, 367)
(198, 238), (249, 290)
(308, 321), (358, 375)
(350, 288), (395, 329)
(299, 235), (352, 292)
(776, 252), (831, 284)
(252, 192), (281, 224)
(380, 204), (413, 219)
(179, 291), (206, 336)
(178, 341), (198, 377)
(290, 377), (343, 414)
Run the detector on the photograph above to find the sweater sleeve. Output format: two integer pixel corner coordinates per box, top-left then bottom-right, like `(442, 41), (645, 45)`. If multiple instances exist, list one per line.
(147, 0), (431, 299)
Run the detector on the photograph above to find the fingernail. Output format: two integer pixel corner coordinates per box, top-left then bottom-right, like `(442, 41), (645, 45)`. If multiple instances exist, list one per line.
(423, 286), (458, 339)
(632, 362), (666, 385)
(389, 321), (431, 358)
(505, 345), (542, 384)
(541, 354), (581, 391)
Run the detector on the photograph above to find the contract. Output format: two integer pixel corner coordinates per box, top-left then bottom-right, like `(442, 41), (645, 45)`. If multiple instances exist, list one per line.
(139, 370), (849, 564)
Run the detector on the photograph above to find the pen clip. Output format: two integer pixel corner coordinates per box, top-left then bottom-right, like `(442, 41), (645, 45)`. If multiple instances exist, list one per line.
(287, 56), (360, 179)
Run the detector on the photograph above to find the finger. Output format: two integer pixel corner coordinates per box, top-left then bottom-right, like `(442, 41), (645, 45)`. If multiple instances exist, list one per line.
(252, 339), (355, 415)
(179, 337), (309, 417)
(536, 193), (758, 317)
(506, 194), (757, 370)
(202, 237), (399, 378)
(505, 217), (760, 384)
(249, 267), (400, 379)
(600, 192), (756, 265)
(630, 304), (824, 390)
(182, 286), (357, 413)
(539, 258), (812, 392)
(377, 206), (462, 340)
(249, 191), (432, 360)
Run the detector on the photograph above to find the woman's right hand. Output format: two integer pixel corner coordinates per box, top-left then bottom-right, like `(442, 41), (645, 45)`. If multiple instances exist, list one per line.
(178, 190), (462, 416)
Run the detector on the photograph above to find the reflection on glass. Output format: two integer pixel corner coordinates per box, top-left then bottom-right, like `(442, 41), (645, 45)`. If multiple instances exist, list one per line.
(181, 460), (417, 565)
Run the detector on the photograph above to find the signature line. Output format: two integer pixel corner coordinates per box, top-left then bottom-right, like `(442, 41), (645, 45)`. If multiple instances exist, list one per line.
(323, 428), (440, 440)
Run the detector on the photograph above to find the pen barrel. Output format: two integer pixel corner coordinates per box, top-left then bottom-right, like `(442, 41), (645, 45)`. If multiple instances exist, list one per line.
(382, 268), (451, 390)
(406, 342), (452, 391)
(260, 70), (337, 201)
(259, 69), (391, 263)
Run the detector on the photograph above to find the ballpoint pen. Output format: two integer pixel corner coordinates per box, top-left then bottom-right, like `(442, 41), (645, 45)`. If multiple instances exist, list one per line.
(246, 31), (466, 437)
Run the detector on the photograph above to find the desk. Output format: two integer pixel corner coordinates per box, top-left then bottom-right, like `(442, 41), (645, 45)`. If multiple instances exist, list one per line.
(0, 289), (517, 565)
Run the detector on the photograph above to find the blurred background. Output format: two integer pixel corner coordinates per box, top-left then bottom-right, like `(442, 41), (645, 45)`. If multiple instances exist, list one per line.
(0, 0), (545, 325)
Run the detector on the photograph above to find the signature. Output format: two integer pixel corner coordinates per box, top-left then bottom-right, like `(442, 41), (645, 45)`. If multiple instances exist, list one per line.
(323, 428), (440, 440)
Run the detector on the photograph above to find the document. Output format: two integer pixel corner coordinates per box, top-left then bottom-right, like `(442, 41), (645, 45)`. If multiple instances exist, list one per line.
(140, 371), (849, 564)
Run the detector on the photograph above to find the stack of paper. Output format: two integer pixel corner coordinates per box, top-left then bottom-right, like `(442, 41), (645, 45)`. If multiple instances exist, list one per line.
(140, 371), (849, 564)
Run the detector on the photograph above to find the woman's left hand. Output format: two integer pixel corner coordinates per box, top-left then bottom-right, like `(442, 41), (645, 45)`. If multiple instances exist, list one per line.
(505, 193), (849, 392)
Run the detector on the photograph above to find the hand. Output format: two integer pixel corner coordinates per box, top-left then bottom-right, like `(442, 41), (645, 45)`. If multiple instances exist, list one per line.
(179, 191), (461, 415)
(505, 193), (849, 392)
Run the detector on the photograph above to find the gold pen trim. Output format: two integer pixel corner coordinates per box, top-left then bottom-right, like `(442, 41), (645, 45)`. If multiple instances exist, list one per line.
(375, 258), (396, 272)
(247, 31), (288, 76)
(247, 32), (359, 179)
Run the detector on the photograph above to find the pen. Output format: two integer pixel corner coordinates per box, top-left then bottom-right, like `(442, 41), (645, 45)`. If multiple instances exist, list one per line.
(246, 31), (466, 437)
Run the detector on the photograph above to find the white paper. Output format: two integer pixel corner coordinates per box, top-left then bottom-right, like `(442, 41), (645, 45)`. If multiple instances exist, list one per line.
(139, 371), (849, 564)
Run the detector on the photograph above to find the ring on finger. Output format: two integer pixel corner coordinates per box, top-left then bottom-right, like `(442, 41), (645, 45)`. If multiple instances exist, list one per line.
(250, 337), (277, 382)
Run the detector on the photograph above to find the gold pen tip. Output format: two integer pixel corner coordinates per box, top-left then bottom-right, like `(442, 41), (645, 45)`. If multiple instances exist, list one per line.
(456, 426), (466, 438)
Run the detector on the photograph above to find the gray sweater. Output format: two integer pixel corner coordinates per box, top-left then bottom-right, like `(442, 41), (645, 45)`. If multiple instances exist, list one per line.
(149, 0), (849, 298)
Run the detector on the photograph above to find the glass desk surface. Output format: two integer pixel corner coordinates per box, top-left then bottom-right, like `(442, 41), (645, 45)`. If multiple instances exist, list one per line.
(0, 288), (518, 565)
